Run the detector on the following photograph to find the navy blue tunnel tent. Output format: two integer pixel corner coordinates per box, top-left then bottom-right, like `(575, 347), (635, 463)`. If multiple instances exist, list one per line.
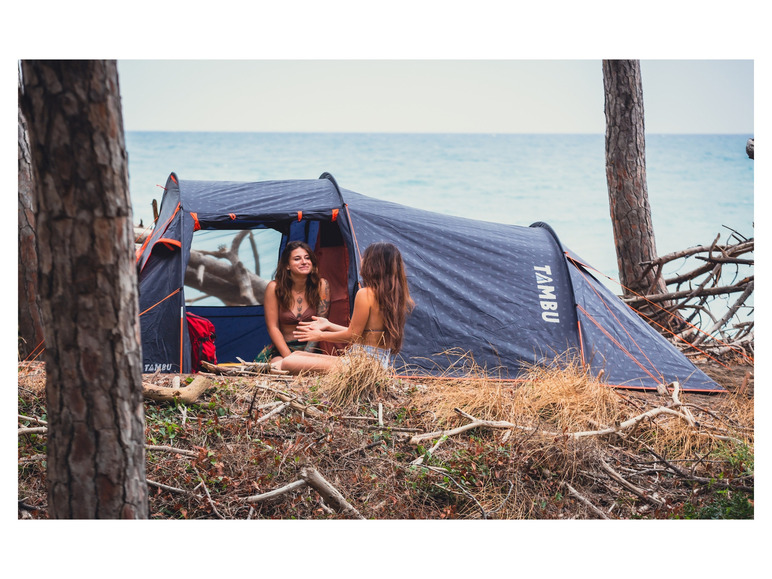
(136, 172), (723, 392)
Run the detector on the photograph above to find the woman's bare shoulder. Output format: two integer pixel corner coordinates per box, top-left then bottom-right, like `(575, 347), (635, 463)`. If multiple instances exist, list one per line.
(357, 286), (375, 300)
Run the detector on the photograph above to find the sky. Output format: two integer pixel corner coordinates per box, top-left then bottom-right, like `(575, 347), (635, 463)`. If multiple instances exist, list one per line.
(117, 59), (754, 134)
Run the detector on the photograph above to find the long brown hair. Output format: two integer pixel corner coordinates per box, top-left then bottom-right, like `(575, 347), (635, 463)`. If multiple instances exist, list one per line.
(274, 241), (321, 311)
(360, 242), (414, 354)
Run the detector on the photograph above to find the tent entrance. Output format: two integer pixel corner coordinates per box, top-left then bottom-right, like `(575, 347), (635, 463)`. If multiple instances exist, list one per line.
(184, 220), (351, 364)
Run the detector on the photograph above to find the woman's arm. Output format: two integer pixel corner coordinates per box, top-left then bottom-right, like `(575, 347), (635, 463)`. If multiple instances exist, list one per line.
(298, 316), (347, 333)
(294, 288), (372, 344)
(263, 282), (293, 358)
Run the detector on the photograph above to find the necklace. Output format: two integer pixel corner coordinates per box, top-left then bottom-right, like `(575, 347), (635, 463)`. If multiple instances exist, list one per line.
(292, 288), (305, 315)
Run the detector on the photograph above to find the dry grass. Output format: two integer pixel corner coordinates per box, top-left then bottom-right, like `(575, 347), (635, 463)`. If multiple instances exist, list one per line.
(314, 347), (394, 407)
(410, 352), (625, 433)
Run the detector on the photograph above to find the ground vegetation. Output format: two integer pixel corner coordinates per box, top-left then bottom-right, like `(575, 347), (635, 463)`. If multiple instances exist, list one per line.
(18, 351), (753, 520)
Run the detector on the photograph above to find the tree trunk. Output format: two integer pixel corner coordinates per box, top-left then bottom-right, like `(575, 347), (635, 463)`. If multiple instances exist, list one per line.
(603, 60), (667, 300)
(18, 99), (45, 360)
(20, 60), (147, 519)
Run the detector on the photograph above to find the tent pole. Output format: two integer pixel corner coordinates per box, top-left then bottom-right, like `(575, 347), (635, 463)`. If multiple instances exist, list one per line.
(179, 305), (184, 377)
(179, 205), (185, 377)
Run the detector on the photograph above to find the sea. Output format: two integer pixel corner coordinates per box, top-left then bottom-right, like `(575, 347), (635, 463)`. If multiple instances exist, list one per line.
(126, 132), (754, 298)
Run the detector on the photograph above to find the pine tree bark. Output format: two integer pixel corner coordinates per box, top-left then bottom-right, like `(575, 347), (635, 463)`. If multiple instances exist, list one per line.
(20, 60), (147, 518)
(18, 100), (45, 359)
(603, 60), (667, 300)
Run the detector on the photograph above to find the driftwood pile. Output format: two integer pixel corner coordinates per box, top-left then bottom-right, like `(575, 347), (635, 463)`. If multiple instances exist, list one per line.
(624, 228), (753, 363)
(135, 227), (267, 306)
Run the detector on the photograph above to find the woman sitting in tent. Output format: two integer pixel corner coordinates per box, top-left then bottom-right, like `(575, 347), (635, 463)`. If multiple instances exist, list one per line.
(259, 241), (330, 368)
(279, 242), (414, 374)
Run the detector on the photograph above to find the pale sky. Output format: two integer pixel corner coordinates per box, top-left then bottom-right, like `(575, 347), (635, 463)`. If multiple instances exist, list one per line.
(117, 60), (754, 134)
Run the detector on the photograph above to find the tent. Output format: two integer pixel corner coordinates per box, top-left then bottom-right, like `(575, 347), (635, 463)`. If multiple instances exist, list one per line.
(136, 172), (722, 392)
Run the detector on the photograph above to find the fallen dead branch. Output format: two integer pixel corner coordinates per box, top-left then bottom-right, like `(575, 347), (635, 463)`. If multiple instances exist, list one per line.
(147, 479), (191, 495)
(409, 408), (523, 446)
(299, 466), (365, 519)
(245, 480), (308, 504)
(18, 427), (47, 436)
(145, 445), (199, 458)
(642, 445), (754, 492)
(409, 403), (699, 446)
(599, 458), (664, 508)
(18, 414), (47, 426)
(411, 435), (448, 466)
(192, 465), (225, 519)
(200, 360), (277, 376)
(339, 440), (385, 460)
(563, 482), (610, 520)
(254, 401), (291, 425)
(142, 374), (213, 403)
(252, 380), (325, 418)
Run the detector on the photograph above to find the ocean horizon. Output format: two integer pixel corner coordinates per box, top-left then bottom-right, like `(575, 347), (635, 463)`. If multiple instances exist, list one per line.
(126, 131), (754, 296)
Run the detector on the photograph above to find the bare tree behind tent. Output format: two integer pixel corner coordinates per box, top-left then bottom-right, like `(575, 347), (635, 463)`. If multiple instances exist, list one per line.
(18, 92), (44, 361)
(602, 60), (668, 308)
(20, 60), (147, 518)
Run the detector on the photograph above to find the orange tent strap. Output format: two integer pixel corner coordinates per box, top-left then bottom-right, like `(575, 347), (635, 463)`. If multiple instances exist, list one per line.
(136, 202), (181, 265)
(139, 287), (181, 317)
(190, 212), (201, 231)
(158, 238), (182, 250)
(332, 208), (339, 221)
(229, 213), (237, 220)
(577, 319), (586, 367)
(297, 211), (303, 222)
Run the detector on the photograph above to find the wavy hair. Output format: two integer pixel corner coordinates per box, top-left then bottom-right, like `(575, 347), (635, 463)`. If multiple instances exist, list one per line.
(273, 241), (322, 311)
(360, 242), (414, 354)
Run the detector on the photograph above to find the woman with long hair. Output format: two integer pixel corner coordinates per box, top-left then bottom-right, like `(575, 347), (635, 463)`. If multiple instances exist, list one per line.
(279, 242), (414, 374)
(259, 241), (330, 368)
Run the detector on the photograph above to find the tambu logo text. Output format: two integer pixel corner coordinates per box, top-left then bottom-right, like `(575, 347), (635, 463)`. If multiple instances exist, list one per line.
(534, 265), (560, 324)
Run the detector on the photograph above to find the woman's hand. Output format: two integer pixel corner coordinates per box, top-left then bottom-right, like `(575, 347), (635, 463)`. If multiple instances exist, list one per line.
(295, 316), (328, 342)
(300, 317), (327, 351)
(298, 316), (329, 331)
(294, 324), (322, 343)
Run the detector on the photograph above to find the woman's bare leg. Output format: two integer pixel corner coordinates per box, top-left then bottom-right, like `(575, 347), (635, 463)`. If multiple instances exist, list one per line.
(279, 351), (339, 374)
(269, 356), (284, 372)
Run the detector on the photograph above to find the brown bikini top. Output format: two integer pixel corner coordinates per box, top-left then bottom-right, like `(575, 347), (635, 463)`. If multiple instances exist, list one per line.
(279, 305), (316, 326)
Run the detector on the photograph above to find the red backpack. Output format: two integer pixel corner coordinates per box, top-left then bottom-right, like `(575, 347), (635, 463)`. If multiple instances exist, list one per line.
(186, 312), (217, 372)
